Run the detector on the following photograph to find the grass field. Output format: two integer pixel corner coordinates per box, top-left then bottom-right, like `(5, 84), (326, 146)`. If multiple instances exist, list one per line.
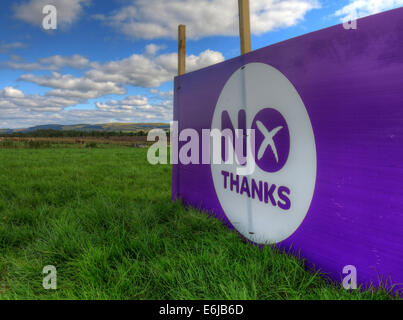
(0, 144), (398, 299)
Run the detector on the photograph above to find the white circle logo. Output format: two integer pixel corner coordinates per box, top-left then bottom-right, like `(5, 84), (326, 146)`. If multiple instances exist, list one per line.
(211, 63), (317, 244)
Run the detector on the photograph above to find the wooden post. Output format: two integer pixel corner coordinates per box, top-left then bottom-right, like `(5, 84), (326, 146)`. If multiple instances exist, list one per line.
(238, 0), (251, 55)
(178, 25), (186, 75)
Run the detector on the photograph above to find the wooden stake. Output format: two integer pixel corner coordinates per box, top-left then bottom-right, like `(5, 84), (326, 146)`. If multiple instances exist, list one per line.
(178, 25), (186, 75)
(238, 0), (251, 55)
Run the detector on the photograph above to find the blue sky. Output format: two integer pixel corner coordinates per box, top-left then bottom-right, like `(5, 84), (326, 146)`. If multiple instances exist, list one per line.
(0, 0), (401, 128)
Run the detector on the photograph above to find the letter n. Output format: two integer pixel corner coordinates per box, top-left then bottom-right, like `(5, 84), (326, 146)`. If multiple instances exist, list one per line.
(221, 110), (246, 164)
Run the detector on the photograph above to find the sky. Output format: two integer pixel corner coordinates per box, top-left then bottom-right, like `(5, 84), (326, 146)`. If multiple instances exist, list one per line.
(0, 0), (402, 129)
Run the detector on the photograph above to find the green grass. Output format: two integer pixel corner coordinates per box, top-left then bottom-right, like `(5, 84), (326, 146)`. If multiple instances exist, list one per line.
(0, 146), (398, 299)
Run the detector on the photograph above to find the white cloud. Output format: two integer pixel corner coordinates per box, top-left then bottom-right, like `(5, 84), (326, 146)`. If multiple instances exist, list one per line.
(95, 0), (320, 39)
(85, 53), (172, 88)
(0, 42), (26, 53)
(14, 0), (90, 29)
(0, 87), (172, 128)
(335, 0), (403, 21)
(157, 49), (225, 74)
(4, 54), (91, 71)
(19, 72), (126, 99)
(144, 43), (164, 56)
(94, 95), (172, 122)
(87, 49), (224, 88)
(16, 49), (224, 97)
(1, 45), (224, 128)
(38, 55), (90, 69)
(96, 95), (149, 110)
(0, 86), (79, 112)
(150, 89), (173, 98)
(1, 87), (25, 98)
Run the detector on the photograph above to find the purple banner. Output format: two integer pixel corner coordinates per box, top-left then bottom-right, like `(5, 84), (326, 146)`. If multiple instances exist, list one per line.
(173, 8), (403, 293)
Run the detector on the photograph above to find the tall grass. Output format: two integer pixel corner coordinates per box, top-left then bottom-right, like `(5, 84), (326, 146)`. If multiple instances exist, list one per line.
(0, 147), (397, 299)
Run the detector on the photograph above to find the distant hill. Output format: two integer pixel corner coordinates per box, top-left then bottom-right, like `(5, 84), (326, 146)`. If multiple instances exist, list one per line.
(1, 123), (170, 134)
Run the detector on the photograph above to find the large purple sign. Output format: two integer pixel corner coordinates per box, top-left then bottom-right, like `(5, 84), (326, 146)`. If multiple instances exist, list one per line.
(172, 8), (403, 293)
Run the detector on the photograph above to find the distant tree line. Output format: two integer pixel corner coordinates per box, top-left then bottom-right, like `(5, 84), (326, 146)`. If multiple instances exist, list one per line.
(0, 129), (152, 138)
